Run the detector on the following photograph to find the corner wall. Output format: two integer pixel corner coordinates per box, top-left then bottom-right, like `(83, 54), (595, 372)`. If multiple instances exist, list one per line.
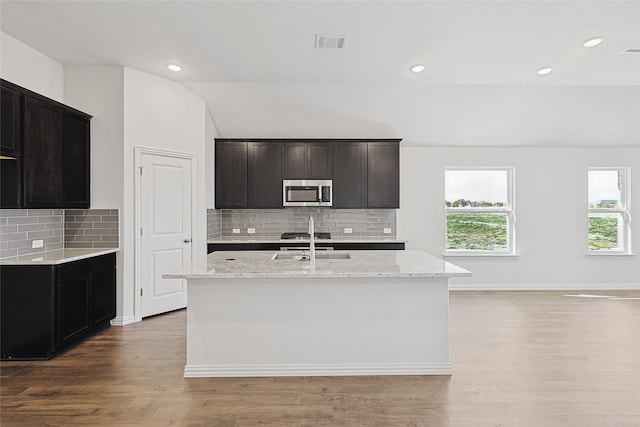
(0, 31), (64, 102)
(64, 65), (128, 323)
(123, 67), (207, 320)
(398, 146), (640, 289)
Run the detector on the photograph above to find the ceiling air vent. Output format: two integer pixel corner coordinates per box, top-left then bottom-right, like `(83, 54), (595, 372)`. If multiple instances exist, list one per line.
(621, 41), (640, 53)
(315, 34), (348, 49)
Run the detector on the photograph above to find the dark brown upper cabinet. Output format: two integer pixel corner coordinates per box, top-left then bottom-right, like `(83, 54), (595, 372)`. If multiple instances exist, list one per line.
(0, 84), (22, 208)
(367, 142), (400, 208)
(215, 141), (248, 208)
(215, 138), (400, 209)
(23, 95), (62, 207)
(333, 142), (367, 208)
(0, 79), (92, 209)
(215, 140), (282, 209)
(1, 84), (21, 158)
(61, 111), (91, 208)
(248, 142), (282, 208)
(283, 142), (333, 179)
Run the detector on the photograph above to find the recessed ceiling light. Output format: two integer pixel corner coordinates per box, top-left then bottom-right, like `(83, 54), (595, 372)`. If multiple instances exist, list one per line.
(410, 64), (426, 73)
(583, 36), (605, 48)
(166, 63), (183, 72)
(537, 66), (553, 76)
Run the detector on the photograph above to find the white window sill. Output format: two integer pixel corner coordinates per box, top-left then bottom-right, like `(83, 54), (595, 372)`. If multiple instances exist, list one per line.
(444, 252), (519, 258)
(586, 252), (636, 256)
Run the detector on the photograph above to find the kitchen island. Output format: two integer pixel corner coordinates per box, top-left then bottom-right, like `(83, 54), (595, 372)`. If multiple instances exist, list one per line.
(165, 250), (470, 377)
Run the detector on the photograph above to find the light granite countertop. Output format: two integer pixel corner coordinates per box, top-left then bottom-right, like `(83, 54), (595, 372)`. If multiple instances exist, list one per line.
(165, 249), (471, 279)
(0, 248), (119, 265)
(207, 237), (407, 244)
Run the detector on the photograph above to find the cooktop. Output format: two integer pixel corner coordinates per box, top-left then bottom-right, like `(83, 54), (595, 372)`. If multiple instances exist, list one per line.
(281, 232), (331, 240)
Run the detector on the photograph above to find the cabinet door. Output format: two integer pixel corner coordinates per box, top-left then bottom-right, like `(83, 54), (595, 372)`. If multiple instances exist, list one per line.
(0, 159), (20, 208)
(248, 142), (282, 208)
(23, 96), (61, 207)
(215, 142), (248, 208)
(1, 266), (55, 360)
(333, 143), (367, 208)
(283, 142), (333, 179)
(307, 143), (333, 179)
(367, 142), (399, 208)
(56, 276), (90, 348)
(61, 111), (90, 208)
(91, 268), (116, 329)
(1, 84), (21, 157)
(282, 143), (306, 179)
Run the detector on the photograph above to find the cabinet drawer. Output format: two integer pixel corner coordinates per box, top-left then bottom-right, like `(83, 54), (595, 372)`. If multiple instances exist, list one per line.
(57, 253), (116, 282)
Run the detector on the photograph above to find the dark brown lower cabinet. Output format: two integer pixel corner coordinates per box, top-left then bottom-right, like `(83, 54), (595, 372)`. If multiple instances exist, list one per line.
(0, 253), (116, 360)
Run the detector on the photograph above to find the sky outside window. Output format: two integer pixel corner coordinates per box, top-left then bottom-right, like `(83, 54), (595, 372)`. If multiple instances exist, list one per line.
(588, 170), (620, 208)
(445, 170), (507, 204)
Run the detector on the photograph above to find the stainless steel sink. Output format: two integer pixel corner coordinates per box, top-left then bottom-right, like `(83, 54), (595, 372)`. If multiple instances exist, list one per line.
(271, 252), (351, 261)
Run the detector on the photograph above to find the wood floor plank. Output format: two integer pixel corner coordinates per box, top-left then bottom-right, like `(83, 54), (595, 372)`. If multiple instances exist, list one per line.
(1, 290), (639, 426)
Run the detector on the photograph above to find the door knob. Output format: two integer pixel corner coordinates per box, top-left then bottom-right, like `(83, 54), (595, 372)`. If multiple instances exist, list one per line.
(184, 239), (192, 243)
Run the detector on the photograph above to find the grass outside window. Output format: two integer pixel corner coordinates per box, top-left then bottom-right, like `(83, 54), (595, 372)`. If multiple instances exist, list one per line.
(446, 213), (508, 251)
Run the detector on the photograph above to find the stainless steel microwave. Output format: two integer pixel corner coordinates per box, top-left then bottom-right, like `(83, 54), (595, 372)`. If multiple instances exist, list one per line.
(283, 180), (332, 207)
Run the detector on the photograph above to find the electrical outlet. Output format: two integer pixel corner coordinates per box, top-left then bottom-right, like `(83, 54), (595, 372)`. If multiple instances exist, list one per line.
(232, 228), (240, 234)
(344, 228), (352, 234)
(383, 228), (392, 234)
(247, 228), (256, 234)
(32, 239), (44, 248)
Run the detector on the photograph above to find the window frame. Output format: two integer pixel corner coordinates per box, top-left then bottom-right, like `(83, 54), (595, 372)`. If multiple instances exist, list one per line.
(444, 166), (516, 257)
(587, 167), (632, 255)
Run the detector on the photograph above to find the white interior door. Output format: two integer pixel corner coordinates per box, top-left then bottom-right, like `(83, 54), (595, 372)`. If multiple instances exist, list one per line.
(139, 151), (193, 318)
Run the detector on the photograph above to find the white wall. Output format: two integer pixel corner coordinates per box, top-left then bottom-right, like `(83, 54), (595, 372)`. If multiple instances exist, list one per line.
(123, 67), (207, 319)
(64, 66), (208, 323)
(0, 31), (64, 102)
(64, 66), (125, 209)
(64, 65), (127, 321)
(204, 109), (218, 209)
(185, 83), (640, 147)
(399, 146), (640, 289)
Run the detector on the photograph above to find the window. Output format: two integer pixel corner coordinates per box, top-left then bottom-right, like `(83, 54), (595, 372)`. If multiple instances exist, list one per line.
(588, 168), (631, 254)
(445, 167), (515, 255)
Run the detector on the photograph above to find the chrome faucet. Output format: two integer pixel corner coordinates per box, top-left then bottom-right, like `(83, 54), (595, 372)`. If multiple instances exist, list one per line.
(308, 216), (316, 266)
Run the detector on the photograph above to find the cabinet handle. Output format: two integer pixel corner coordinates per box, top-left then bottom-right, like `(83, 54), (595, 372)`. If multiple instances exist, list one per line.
(184, 239), (192, 243)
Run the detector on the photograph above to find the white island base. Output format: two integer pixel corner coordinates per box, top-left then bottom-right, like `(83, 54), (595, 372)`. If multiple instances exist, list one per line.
(184, 276), (451, 378)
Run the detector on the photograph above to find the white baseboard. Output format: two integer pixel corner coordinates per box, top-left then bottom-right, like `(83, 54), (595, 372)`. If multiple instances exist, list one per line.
(110, 315), (137, 326)
(184, 362), (452, 378)
(449, 283), (640, 291)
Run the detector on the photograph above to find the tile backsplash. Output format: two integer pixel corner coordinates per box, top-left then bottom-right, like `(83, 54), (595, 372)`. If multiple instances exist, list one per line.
(0, 208), (119, 258)
(64, 209), (119, 249)
(207, 209), (222, 240)
(214, 208), (396, 239)
(0, 209), (64, 258)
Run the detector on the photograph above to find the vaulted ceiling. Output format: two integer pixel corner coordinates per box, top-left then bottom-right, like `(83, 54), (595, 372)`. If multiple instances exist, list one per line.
(2, 1), (639, 146)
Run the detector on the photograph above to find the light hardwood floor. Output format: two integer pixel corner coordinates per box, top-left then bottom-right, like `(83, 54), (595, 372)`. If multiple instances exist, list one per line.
(1, 291), (639, 426)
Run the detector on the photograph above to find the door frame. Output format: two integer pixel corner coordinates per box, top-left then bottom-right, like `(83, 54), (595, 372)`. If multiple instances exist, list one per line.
(134, 146), (198, 322)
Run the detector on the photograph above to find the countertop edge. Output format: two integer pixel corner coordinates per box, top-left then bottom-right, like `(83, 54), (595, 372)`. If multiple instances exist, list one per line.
(164, 250), (472, 280)
(207, 239), (407, 244)
(0, 248), (120, 265)
(165, 272), (472, 280)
